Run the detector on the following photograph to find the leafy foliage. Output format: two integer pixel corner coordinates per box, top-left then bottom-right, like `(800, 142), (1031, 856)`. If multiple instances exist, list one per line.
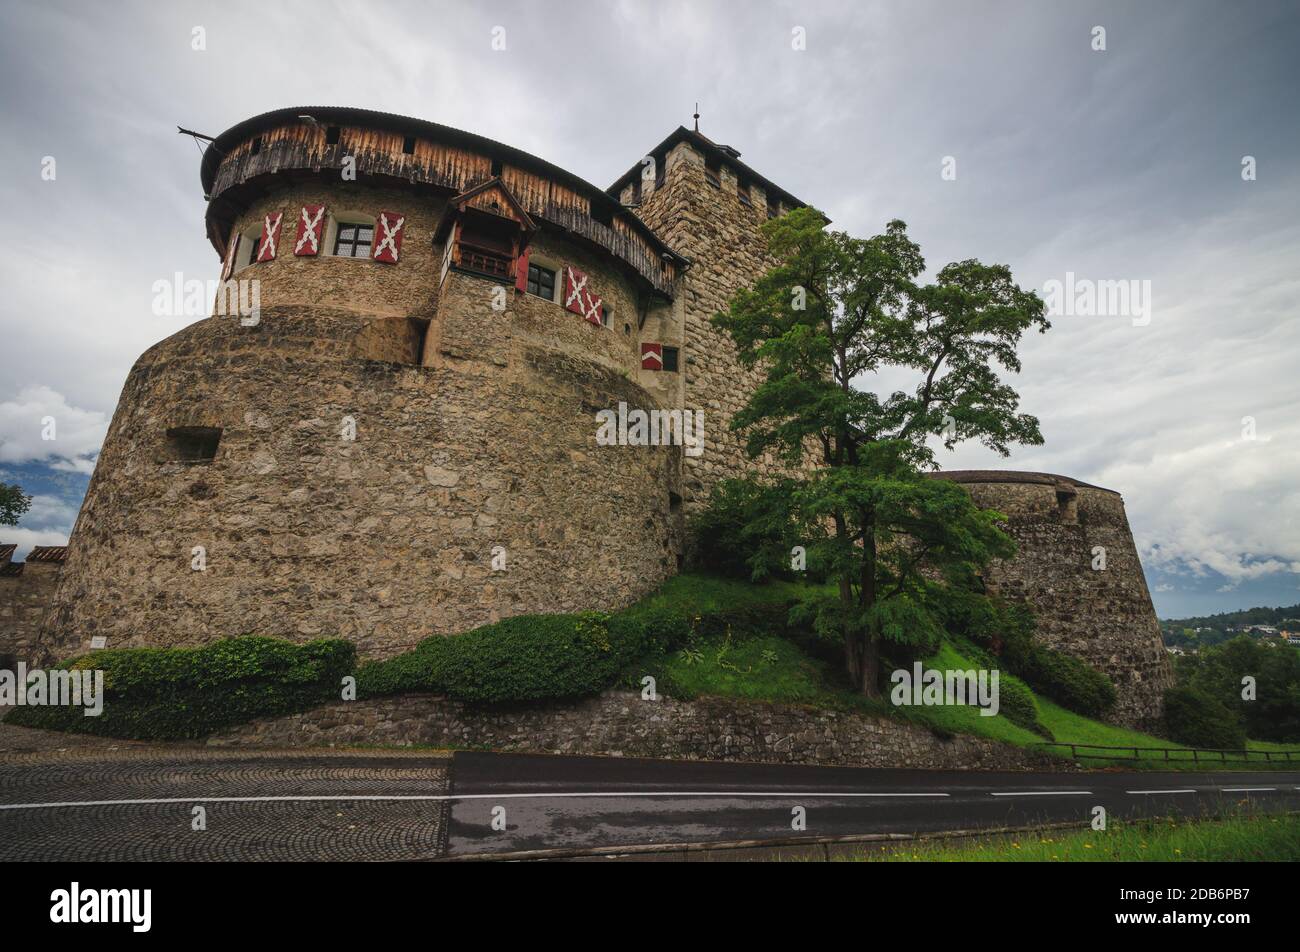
(4, 637), (354, 740)
(1162, 686), (1249, 749)
(710, 207), (1049, 696)
(1174, 637), (1300, 742)
(0, 481), (32, 526)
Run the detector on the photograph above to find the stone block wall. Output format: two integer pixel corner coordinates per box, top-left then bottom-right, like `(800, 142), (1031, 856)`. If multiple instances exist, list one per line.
(0, 550), (64, 664)
(207, 690), (1063, 772)
(632, 141), (797, 511)
(38, 300), (682, 662)
(936, 472), (1173, 729)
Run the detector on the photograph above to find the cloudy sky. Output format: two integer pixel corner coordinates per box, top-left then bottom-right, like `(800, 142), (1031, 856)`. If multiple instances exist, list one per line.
(0, 0), (1296, 618)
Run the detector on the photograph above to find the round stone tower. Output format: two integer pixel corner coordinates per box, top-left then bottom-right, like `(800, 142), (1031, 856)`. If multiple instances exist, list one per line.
(934, 470), (1173, 728)
(39, 108), (696, 661)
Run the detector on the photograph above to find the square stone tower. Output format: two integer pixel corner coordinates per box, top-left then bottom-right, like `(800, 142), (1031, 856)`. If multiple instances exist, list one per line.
(611, 127), (807, 511)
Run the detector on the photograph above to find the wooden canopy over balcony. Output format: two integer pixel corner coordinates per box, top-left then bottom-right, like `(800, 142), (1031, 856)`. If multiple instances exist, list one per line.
(200, 107), (688, 298)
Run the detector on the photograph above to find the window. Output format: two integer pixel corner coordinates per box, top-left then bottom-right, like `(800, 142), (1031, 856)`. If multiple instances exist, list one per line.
(654, 160), (666, 190)
(629, 177), (641, 203)
(245, 234), (262, 267)
(662, 346), (680, 372)
(165, 426), (221, 463)
(737, 180), (752, 206)
(334, 222), (374, 258)
(491, 157), (503, 176)
(325, 125), (341, 145)
(250, 136), (262, 156)
(591, 202), (612, 227)
(600, 305), (611, 327)
(704, 159), (721, 188)
(526, 263), (556, 300)
(458, 220), (513, 278)
(767, 196), (781, 220)
(402, 135), (416, 155)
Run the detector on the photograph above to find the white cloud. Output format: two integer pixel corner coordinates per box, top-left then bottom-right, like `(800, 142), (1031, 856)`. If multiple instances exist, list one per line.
(0, 386), (108, 473)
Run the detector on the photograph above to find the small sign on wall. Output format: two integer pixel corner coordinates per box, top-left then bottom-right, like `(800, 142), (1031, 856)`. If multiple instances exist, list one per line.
(89, 636), (107, 650)
(641, 342), (663, 370)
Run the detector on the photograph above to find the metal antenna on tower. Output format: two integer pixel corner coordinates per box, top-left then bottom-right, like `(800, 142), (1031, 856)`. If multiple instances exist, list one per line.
(693, 103), (700, 132)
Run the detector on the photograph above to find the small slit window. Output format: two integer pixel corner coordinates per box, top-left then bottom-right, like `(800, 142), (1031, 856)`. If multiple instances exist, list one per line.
(250, 136), (262, 156)
(1056, 487), (1079, 524)
(402, 135), (416, 155)
(526, 263), (556, 300)
(767, 197), (781, 219)
(704, 159), (721, 189)
(737, 180), (752, 206)
(325, 126), (341, 145)
(334, 222), (374, 258)
(165, 426), (222, 464)
(490, 157), (503, 176)
(662, 346), (680, 373)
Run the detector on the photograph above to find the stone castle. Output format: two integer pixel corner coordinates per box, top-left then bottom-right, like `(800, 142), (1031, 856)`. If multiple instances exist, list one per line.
(2, 106), (1169, 726)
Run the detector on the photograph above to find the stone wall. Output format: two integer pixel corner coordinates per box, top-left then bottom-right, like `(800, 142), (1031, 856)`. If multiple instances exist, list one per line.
(936, 472), (1173, 729)
(0, 549), (63, 664)
(38, 297), (682, 662)
(208, 690), (1061, 771)
(632, 141), (796, 512)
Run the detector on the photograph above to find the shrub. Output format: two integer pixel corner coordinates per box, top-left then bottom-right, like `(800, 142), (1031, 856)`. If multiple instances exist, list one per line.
(4, 636), (354, 740)
(1162, 686), (1248, 750)
(995, 674), (1052, 739)
(358, 612), (634, 704)
(1001, 631), (1117, 719)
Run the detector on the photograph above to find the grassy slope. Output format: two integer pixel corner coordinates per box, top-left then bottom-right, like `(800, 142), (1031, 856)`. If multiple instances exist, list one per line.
(644, 574), (1297, 768)
(845, 814), (1300, 862)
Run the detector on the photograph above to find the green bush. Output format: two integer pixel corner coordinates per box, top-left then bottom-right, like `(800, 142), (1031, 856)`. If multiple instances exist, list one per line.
(1001, 632), (1117, 719)
(995, 674), (1051, 739)
(1162, 686), (1248, 749)
(4, 636), (354, 740)
(358, 612), (632, 703)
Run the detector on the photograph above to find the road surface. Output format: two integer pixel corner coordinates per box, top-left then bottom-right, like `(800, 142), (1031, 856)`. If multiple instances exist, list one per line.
(1, 743), (1296, 860)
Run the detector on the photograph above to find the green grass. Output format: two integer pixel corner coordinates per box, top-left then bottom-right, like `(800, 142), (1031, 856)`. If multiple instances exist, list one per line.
(620, 573), (820, 620)
(656, 634), (855, 706)
(843, 813), (1300, 862)
(640, 577), (1300, 769)
(890, 642), (1047, 746)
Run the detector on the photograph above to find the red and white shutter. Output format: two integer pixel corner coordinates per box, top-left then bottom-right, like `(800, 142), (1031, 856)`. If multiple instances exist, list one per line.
(514, 246), (530, 293)
(641, 342), (663, 370)
(582, 288), (603, 326)
(294, 204), (326, 256)
(220, 233), (240, 281)
(563, 266), (589, 316)
(256, 212), (283, 262)
(372, 211), (405, 263)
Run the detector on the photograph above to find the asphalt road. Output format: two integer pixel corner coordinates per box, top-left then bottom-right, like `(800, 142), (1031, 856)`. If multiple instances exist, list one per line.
(0, 744), (1296, 860)
(446, 752), (1300, 857)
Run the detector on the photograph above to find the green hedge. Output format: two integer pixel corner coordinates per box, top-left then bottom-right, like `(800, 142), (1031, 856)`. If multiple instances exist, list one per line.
(357, 602), (795, 703)
(4, 637), (354, 740)
(1162, 686), (1248, 749)
(1001, 633), (1117, 719)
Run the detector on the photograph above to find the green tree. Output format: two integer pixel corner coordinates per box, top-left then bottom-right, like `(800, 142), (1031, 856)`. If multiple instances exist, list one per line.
(712, 207), (1049, 697)
(0, 481), (32, 526)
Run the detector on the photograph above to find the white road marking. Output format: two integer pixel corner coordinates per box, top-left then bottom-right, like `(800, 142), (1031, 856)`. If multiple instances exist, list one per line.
(1126, 789), (1197, 795)
(1222, 787), (1276, 793)
(0, 790), (951, 811)
(989, 791), (1092, 797)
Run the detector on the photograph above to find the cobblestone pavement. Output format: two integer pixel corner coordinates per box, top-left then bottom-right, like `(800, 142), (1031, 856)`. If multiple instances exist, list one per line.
(0, 731), (451, 861)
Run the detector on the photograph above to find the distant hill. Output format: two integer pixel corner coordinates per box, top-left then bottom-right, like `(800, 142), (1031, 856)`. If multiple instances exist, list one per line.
(1162, 603), (1300, 629)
